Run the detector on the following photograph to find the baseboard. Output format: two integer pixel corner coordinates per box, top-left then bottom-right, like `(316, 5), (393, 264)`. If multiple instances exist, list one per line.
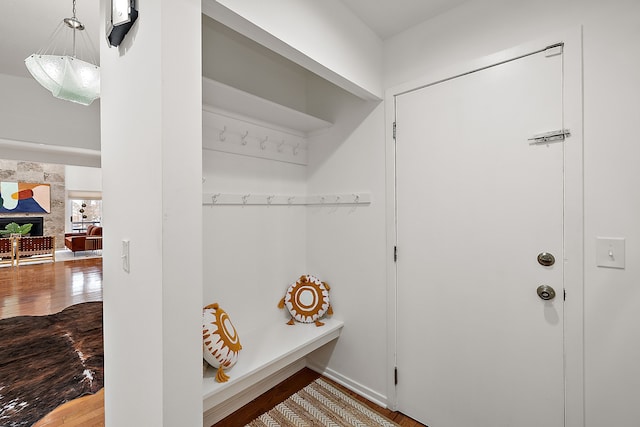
(306, 361), (389, 409)
(202, 358), (306, 426)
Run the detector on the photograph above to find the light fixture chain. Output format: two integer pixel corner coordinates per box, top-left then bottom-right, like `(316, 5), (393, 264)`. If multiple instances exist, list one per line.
(72, 0), (77, 19)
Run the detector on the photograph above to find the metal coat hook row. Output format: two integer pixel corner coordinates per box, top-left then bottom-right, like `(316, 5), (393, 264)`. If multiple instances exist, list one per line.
(203, 192), (370, 206)
(219, 126), (227, 142)
(241, 131), (249, 146)
(260, 136), (268, 150)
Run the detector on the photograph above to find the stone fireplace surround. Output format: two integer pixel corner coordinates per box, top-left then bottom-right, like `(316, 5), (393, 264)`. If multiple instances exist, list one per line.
(0, 160), (65, 248)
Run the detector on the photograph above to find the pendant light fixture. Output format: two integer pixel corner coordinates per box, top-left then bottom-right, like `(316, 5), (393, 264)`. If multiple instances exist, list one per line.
(24, 0), (100, 106)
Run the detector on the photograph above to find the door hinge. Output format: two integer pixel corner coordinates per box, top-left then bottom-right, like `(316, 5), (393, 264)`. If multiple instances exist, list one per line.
(393, 121), (397, 141)
(564, 289), (566, 301)
(394, 367), (398, 385)
(394, 246), (398, 262)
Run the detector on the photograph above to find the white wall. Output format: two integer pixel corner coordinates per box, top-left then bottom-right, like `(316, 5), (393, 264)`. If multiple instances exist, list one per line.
(305, 77), (386, 402)
(99, 0), (202, 425)
(0, 73), (100, 151)
(202, 17), (309, 114)
(65, 165), (102, 192)
(383, 0), (640, 425)
(202, 150), (308, 334)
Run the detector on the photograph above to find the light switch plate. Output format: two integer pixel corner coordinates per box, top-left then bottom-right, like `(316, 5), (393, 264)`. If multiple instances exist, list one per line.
(122, 239), (130, 273)
(596, 237), (625, 269)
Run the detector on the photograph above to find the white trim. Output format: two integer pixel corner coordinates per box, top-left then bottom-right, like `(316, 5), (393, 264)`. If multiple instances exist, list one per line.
(306, 361), (389, 410)
(384, 92), (398, 411)
(202, 359), (306, 425)
(559, 27), (585, 427)
(384, 26), (584, 426)
(0, 138), (101, 167)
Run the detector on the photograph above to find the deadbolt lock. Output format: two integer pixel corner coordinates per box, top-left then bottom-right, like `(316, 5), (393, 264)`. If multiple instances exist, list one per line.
(537, 285), (556, 301)
(537, 252), (555, 267)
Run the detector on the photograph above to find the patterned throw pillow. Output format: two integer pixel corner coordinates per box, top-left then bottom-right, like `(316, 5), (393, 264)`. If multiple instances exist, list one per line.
(278, 275), (333, 327)
(202, 303), (242, 383)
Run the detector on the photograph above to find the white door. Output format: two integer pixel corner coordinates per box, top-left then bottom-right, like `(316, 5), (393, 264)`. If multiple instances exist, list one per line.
(395, 47), (565, 427)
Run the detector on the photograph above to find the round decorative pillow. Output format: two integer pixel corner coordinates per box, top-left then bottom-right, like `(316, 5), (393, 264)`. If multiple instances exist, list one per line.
(278, 275), (333, 327)
(202, 303), (242, 383)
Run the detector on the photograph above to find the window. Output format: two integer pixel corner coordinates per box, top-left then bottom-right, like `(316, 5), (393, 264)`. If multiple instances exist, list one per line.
(70, 199), (102, 232)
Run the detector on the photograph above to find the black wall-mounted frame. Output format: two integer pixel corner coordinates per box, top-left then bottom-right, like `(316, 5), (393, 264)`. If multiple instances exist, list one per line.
(107, 0), (139, 47)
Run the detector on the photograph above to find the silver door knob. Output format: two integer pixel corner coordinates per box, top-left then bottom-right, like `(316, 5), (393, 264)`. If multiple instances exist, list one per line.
(537, 252), (555, 266)
(536, 285), (556, 300)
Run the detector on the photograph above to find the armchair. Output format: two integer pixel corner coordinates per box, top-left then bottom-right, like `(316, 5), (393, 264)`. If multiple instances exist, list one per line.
(65, 225), (103, 254)
(0, 237), (14, 266)
(15, 236), (56, 265)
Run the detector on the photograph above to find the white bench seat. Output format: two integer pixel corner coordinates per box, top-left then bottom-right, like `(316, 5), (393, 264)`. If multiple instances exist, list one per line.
(202, 318), (343, 423)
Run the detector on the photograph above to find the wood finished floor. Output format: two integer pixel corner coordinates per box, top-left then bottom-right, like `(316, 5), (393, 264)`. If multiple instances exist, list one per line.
(0, 258), (105, 427)
(1, 258), (426, 427)
(0, 258), (103, 319)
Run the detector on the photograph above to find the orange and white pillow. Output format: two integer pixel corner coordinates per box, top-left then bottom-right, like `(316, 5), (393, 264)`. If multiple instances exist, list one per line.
(278, 275), (333, 327)
(202, 303), (242, 383)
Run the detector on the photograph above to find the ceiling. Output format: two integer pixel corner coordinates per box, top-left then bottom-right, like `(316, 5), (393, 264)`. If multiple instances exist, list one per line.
(341, 0), (470, 40)
(0, 0), (466, 79)
(0, 0), (100, 78)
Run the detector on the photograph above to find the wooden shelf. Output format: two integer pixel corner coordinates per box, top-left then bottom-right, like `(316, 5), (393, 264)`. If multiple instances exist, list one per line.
(202, 77), (332, 134)
(202, 318), (343, 412)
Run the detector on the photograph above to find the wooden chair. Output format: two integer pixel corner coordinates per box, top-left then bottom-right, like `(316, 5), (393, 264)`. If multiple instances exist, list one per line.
(0, 237), (14, 266)
(15, 236), (56, 266)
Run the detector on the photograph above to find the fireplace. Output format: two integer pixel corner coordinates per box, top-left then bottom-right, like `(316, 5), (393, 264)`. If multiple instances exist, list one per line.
(0, 217), (44, 236)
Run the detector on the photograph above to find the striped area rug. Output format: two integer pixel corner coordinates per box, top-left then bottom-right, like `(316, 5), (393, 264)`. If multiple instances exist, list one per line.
(246, 378), (399, 427)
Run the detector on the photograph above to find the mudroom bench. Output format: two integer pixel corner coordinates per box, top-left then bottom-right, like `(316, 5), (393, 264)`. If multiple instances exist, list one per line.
(202, 318), (344, 425)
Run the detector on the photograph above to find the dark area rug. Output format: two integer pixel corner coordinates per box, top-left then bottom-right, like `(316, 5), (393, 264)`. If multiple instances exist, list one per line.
(0, 302), (103, 427)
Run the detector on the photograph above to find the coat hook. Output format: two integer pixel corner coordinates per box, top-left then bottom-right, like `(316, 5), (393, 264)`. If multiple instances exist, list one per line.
(260, 136), (268, 150)
(267, 195), (275, 205)
(287, 196), (295, 205)
(241, 131), (249, 145)
(335, 195), (341, 204)
(353, 194), (360, 204)
(212, 193), (221, 204)
(320, 196), (325, 204)
(219, 126), (227, 142)
(278, 140), (285, 153)
(242, 194), (251, 204)
(293, 143), (300, 156)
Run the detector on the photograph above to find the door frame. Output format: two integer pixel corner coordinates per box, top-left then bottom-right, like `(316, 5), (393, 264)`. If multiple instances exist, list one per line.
(384, 27), (584, 427)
